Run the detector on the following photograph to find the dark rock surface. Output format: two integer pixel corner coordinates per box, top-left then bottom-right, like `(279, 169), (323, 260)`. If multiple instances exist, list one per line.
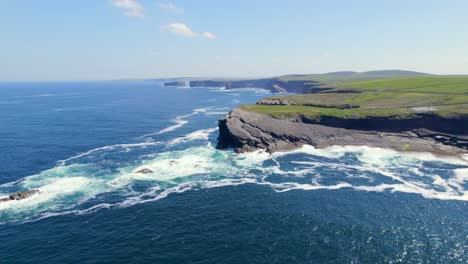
(164, 81), (186, 87)
(0, 190), (40, 203)
(298, 114), (467, 135)
(135, 168), (153, 174)
(413, 129), (468, 149)
(217, 108), (467, 157)
(189, 80), (226, 88)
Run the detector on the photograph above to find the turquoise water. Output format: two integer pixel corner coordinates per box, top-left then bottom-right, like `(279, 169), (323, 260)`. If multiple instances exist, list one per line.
(0, 81), (466, 263)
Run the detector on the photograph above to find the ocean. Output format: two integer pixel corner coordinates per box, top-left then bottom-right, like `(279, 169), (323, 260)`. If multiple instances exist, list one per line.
(0, 81), (466, 263)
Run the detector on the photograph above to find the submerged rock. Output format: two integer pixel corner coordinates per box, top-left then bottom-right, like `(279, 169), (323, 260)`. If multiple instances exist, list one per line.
(135, 168), (153, 174)
(0, 189), (40, 203)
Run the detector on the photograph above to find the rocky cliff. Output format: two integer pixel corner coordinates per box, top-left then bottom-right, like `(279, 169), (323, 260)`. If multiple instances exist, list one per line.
(164, 81), (186, 87)
(189, 78), (329, 93)
(217, 108), (467, 156)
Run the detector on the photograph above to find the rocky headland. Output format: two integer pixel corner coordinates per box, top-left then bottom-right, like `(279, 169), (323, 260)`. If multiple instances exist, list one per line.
(216, 76), (468, 156)
(216, 108), (467, 157)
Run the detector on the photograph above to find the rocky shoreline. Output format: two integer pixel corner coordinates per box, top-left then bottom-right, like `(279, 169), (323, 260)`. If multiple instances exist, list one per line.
(216, 108), (468, 157)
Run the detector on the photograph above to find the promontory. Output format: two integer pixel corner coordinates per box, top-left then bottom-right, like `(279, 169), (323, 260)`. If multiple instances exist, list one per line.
(216, 74), (468, 157)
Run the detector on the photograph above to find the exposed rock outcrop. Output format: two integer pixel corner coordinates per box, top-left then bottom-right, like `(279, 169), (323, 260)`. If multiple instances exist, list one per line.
(0, 190), (40, 203)
(413, 129), (468, 149)
(217, 108), (467, 156)
(135, 168), (153, 174)
(256, 98), (295, 105)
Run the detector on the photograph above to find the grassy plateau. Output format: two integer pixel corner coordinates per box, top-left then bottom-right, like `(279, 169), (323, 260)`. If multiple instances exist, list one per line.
(241, 77), (468, 120)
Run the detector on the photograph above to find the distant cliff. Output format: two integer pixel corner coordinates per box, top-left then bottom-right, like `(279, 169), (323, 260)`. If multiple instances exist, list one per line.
(189, 80), (225, 88)
(189, 78), (330, 93)
(187, 70), (434, 94)
(164, 81), (186, 87)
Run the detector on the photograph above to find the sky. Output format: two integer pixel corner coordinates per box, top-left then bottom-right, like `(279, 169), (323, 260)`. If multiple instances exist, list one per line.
(1, 0), (468, 81)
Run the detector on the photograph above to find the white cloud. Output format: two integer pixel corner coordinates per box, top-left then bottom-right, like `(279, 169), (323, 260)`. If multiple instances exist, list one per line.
(161, 23), (217, 40)
(161, 23), (198, 37)
(159, 2), (184, 14)
(113, 0), (144, 17)
(202, 32), (217, 40)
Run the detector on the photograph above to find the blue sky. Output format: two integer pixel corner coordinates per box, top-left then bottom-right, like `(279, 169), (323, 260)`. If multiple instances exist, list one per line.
(1, 0), (468, 81)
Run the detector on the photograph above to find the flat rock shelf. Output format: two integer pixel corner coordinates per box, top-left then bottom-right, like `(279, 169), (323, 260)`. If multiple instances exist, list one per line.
(217, 108), (467, 157)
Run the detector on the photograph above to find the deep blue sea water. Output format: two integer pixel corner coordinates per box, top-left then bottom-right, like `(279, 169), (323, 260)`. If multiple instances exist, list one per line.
(0, 81), (466, 263)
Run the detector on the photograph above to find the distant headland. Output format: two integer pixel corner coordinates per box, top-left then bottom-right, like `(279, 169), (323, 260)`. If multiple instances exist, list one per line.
(165, 70), (435, 93)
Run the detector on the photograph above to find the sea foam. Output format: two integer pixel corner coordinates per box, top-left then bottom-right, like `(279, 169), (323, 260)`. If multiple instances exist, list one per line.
(1, 128), (467, 224)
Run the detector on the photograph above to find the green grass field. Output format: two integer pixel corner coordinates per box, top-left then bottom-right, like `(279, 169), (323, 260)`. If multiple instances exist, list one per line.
(241, 77), (468, 119)
(339, 77), (468, 93)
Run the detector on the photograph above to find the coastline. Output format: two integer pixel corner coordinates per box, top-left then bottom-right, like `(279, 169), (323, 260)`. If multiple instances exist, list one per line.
(216, 108), (468, 158)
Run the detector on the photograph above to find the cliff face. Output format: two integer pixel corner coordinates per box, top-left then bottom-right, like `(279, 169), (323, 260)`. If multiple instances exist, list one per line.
(189, 79), (327, 93)
(164, 81), (186, 87)
(217, 108), (467, 156)
(189, 80), (225, 87)
(299, 114), (468, 135)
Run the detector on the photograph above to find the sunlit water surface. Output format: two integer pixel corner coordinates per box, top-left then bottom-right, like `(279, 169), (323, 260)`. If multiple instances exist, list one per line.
(0, 81), (466, 263)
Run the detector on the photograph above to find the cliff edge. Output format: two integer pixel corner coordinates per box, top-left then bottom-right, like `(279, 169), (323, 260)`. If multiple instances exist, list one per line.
(217, 108), (467, 156)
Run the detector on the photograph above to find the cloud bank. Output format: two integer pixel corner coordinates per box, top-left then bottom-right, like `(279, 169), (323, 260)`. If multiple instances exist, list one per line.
(113, 0), (144, 17)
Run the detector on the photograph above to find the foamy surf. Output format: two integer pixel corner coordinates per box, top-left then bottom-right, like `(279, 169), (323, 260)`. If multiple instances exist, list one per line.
(138, 107), (225, 139)
(57, 141), (162, 165)
(1, 129), (467, 224)
(167, 128), (218, 146)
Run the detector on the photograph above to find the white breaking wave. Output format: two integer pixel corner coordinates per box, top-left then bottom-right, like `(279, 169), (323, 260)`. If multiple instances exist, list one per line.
(209, 87), (270, 94)
(1, 138), (467, 224)
(168, 128), (218, 146)
(57, 141), (161, 165)
(262, 145), (468, 201)
(331, 145), (468, 166)
(154, 120), (188, 135)
(0, 177), (95, 211)
(138, 107), (223, 139)
(204, 112), (229, 115)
